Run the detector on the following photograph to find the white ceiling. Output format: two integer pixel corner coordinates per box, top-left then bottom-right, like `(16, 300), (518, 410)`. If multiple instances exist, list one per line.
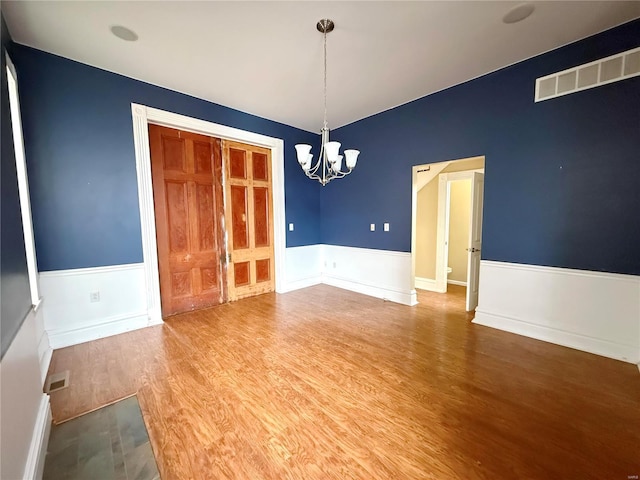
(3, 1), (639, 133)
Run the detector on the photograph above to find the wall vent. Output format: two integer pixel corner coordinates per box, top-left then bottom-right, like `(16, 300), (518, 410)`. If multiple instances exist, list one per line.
(535, 46), (640, 102)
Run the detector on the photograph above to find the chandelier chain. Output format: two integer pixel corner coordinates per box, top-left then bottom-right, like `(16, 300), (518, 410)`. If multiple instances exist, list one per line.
(323, 27), (328, 130)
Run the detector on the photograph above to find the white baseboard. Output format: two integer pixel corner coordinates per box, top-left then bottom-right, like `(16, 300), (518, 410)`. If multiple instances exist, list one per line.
(281, 245), (417, 305)
(416, 277), (466, 290)
(47, 311), (155, 349)
(280, 245), (323, 293)
(281, 275), (322, 293)
(474, 308), (639, 363)
(23, 394), (51, 480)
(322, 273), (417, 306)
(322, 245), (417, 306)
(474, 260), (640, 364)
(415, 277), (442, 292)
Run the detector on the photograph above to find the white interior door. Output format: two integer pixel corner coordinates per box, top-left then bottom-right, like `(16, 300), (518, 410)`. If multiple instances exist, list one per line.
(466, 172), (484, 311)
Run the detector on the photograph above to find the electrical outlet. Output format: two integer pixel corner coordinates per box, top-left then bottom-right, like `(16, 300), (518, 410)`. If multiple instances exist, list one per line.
(370, 223), (375, 231)
(90, 291), (100, 303)
(289, 223), (294, 231)
(384, 223), (390, 232)
(333, 262), (337, 268)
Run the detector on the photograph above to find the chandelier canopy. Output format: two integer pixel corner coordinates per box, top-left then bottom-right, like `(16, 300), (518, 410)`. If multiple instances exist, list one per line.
(295, 19), (360, 186)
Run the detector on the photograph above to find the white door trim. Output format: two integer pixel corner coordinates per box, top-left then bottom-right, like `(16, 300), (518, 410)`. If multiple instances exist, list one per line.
(436, 169), (484, 293)
(434, 174), (449, 293)
(131, 104), (286, 323)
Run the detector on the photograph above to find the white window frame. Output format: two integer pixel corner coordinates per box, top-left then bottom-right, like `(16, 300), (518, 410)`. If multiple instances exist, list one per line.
(6, 53), (41, 309)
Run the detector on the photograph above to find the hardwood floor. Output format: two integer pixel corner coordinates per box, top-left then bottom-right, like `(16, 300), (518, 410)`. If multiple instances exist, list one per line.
(47, 285), (640, 479)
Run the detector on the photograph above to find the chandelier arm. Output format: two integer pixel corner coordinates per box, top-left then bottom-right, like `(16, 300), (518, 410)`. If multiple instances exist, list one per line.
(307, 158), (322, 176)
(326, 166), (353, 180)
(334, 169), (353, 178)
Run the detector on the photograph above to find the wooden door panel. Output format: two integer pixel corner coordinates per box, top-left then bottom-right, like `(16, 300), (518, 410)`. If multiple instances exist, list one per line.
(200, 267), (219, 292)
(229, 148), (247, 179)
(149, 124), (227, 317)
(195, 183), (215, 250)
(234, 262), (251, 287)
(171, 271), (191, 296)
(193, 141), (213, 174)
(252, 152), (268, 181)
(253, 187), (270, 247)
(224, 140), (275, 301)
(256, 259), (271, 283)
(230, 186), (249, 249)
(165, 182), (189, 253)
(161, 136), (187, 172)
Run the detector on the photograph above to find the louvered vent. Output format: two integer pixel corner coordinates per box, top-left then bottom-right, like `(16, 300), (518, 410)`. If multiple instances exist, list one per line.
(535, 47), (640, 102)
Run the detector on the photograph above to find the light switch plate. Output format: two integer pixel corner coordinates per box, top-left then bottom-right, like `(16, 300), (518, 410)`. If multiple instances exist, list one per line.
(384, 223), (390, 232)
(370, 224), (375, 231)
(289, 223), (294, 231)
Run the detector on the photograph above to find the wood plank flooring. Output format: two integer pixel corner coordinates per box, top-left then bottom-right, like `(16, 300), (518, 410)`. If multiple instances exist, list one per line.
(47, 285), (640, 479)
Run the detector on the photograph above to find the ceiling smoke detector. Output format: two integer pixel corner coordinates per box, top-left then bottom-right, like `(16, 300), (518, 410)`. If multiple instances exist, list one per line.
(110, 25), (139, 41)
(503, 3), (535, 24)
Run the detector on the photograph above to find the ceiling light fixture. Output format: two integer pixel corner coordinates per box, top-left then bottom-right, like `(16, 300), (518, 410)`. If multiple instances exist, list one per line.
(110, 25), (139, 42)
(295, 19), (360, 186)
(502, 3), (535, 24)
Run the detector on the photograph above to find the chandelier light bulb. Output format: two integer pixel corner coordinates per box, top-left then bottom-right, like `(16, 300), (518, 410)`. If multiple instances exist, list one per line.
(295, 144), (312, 165)
(332, 155), (343, 172)
(325, 141), (341, 163)
(344, 150), (360, 169)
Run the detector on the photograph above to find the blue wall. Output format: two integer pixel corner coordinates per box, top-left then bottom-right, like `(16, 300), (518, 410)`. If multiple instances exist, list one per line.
(325, 20), (640, 276)
(10, 20), (640, 276)
(1, 15), (32, 358)
(11, 45), (320, 271)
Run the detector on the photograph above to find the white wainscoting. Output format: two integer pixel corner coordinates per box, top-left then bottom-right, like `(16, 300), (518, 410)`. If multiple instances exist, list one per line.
(280, 245), (323, 293)
(40, 263), (159, 349)
(0, 306), (51, 480)
(322, 245), (417, 306)
(474, 260), (640, 364)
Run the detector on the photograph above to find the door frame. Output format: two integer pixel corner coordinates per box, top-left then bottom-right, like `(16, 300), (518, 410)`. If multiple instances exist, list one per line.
(131, 103), (286, 324)
(410, 155), (484, 301)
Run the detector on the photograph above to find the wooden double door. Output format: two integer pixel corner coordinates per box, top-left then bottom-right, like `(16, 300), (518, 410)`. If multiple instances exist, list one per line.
(149, 125), (274, 317)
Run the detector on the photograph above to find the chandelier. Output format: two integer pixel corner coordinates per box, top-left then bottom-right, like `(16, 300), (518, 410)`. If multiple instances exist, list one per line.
(295, 19), (360, 186)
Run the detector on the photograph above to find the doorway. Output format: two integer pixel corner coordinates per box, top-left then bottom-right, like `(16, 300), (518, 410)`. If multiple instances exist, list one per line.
(131, 104), (286, 324)
(411, 156), (485, 312)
